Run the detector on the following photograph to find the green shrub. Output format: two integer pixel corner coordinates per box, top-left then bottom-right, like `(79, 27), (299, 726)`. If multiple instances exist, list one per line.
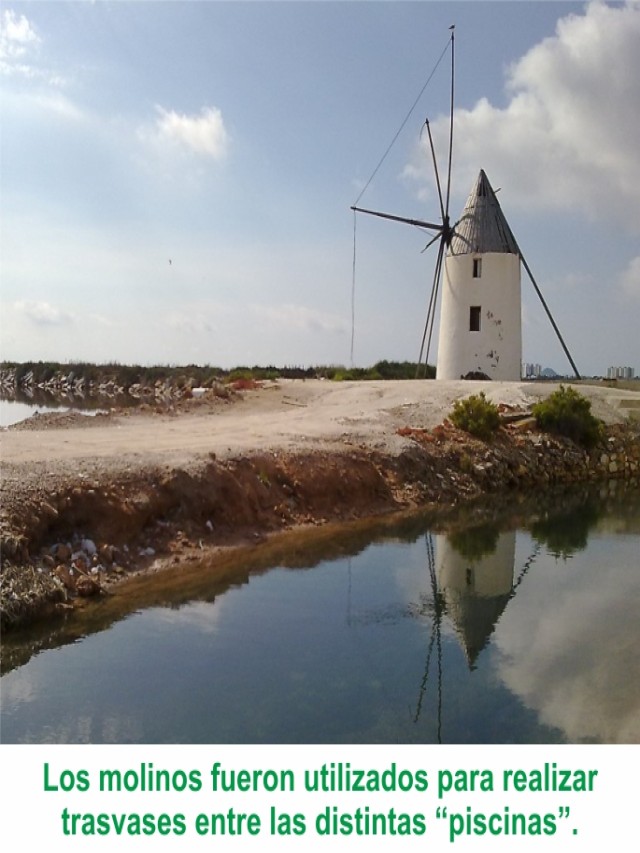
(532, 385), (604, 447)
(449, 392), (500, 440)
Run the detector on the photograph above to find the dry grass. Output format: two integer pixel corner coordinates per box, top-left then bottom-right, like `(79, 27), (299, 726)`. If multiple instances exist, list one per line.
(0, 564), (66, 629)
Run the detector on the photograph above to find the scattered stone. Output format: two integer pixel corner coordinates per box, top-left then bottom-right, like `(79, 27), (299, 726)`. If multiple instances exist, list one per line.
(508, 417), (538, 433)
(76, 575), (100, 597)
(81, 538), (97, 556)
(51, 542), (72, 562)
(99, 544), (116, 564)
(53, 565), (75, 592)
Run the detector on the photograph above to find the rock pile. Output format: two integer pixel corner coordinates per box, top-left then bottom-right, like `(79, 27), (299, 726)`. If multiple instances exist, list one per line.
(1, 534), (138, 628)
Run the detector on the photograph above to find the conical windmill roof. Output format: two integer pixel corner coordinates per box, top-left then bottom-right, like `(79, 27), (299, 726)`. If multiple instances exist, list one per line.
(448, 169), (520, 256)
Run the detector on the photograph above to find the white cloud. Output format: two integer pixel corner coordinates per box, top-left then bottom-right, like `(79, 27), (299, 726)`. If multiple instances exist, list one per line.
(0, 8), (45, 81)
(165, 312), (218, 335)
(620, 255), (640, 300)
(407, 2), (640, 231)
(252, 303), (349, 336)
(0, 8), (69, 88)
(0, 9), (40, 62)
(13, 300), (74, 326)
(152, 105), (229, 160)
(29, 90), (84, 120)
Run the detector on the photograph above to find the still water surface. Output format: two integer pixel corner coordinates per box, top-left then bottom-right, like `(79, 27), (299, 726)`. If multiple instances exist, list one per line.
(1, 488), (638, 744)
(0, 399), (63, 427)
(0, 399), (109, 427)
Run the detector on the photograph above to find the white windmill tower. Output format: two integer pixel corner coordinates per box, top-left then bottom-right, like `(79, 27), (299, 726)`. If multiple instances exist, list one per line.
(352, 28), (580, 380)
(436, 170), (522, 380)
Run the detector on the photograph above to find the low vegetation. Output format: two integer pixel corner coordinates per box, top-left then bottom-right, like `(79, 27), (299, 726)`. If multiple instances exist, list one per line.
(532, 385), (604, 448)
(449, 392), (501, 441)
(0, 359), (435, 389)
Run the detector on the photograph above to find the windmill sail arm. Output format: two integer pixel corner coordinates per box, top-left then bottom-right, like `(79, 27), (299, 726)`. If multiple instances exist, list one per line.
(425, 120), (446, 222)
(351, 206), (442, 233)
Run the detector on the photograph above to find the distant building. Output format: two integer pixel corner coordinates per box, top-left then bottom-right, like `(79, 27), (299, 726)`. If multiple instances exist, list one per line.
(522, 362), (542, 378)
(607, 366), (635, 380)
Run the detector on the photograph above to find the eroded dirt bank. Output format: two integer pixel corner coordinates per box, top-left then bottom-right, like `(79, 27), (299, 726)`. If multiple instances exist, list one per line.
(2, 379), (639, 630)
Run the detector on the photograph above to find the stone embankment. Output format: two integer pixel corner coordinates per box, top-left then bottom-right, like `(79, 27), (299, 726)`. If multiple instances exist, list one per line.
(1, 413), (638, 632)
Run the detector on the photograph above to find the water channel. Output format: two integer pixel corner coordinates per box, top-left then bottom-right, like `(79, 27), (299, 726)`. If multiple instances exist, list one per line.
(1, 486), (638, 744)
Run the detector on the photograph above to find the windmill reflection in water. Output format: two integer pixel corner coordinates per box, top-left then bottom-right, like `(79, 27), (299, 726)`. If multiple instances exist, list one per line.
(346, 529), (540, 743)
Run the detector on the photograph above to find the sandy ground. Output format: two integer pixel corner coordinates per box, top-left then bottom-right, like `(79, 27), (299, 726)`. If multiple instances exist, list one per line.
(3, 379), (638, 470)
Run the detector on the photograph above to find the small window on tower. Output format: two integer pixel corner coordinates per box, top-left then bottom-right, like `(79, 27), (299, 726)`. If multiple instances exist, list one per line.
(470, 306), (481, 332)
(473, 258), (482, 278)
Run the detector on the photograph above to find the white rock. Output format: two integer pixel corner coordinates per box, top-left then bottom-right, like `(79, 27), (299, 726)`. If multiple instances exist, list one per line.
(81, 538), (97, 556)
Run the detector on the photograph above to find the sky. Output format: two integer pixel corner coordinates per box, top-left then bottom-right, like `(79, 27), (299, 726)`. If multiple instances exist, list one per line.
(1, 0), (639, 376)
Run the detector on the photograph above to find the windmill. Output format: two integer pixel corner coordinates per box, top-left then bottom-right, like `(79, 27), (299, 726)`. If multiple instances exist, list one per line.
(351, 27), (580, 381)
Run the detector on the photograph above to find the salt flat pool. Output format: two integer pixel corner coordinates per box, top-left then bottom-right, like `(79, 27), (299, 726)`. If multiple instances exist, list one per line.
(1, 486), (638, 744)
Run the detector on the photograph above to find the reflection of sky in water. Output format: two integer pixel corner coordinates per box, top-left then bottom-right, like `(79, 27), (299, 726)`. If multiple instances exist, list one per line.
(1, 505), (638, 744)
(493, 535), (640, 743)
